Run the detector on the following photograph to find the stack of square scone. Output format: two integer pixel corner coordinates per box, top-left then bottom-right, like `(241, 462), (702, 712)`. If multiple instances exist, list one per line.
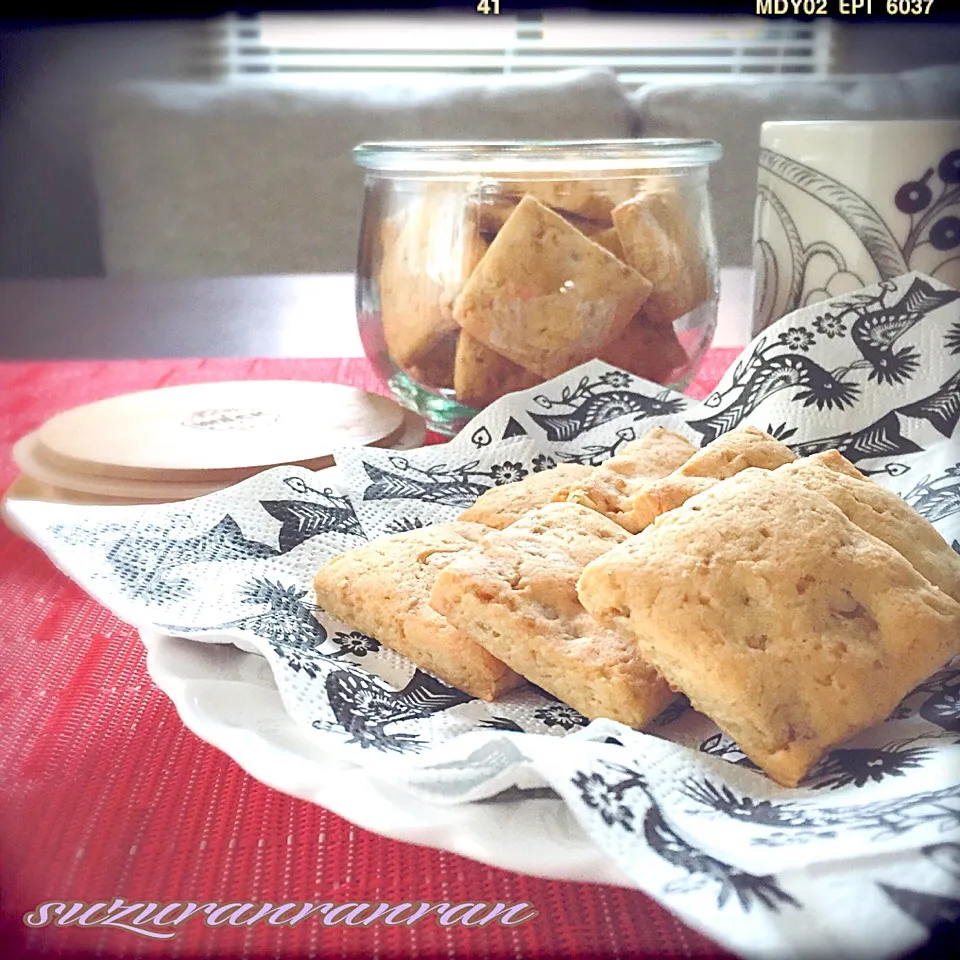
(378, 177), (710, 408)
(314, 425), (960, 787)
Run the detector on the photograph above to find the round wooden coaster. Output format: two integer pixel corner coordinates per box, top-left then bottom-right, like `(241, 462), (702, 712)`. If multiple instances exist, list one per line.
(3, 472), (169, 507)
(14, 432), (230, 501)
(12, 407), (427, 507)
(37, 381), (406, 482)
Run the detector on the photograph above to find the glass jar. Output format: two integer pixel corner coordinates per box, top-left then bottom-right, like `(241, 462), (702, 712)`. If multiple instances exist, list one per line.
(354, 140), (722, 435)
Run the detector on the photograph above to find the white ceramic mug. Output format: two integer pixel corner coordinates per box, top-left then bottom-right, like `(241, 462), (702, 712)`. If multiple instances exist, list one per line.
(751, 120), (960, 334)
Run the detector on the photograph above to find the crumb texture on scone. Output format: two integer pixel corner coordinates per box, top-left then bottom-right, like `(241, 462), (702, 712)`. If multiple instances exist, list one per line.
(777, 450), (960, 605)
(313, 521), (524, 701)
(452, 195), (653, 379)
(578, 469), (960, 787)
(431, 501), (675, 729)
(458, 462), (594, 530)
(558, 426), (697, 533)
(630, 424), (797, 530)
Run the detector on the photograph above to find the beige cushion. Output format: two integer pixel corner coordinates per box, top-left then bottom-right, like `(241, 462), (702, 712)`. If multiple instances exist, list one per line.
(92, 71), (633, 277)
(630, 64), (960, 266)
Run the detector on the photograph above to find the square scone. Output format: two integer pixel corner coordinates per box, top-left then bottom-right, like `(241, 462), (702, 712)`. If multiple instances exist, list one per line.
(578, 468), (960, 787)
(611, 184), (711, 326)
(777, 450), (960, 605)
(457, 462), (594, 530)
(453, 331), (543, 410)
(630, 425), (797, 531)
(558, 426), (697, 533)
(431, 502), (675, 729)
(452, 195), (653, 379)
(314, 522), (524, 701)
(378, 186), (486, 377)
(597, 314), (689, 385)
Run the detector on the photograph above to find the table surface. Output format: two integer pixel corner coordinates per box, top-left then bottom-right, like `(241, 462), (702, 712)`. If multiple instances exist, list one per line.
(0, 269), (755, 359)
(0, 273), (756, 960)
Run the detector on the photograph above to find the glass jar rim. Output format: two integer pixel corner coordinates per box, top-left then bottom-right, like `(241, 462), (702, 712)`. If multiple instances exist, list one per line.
(353, 139), (722, 174)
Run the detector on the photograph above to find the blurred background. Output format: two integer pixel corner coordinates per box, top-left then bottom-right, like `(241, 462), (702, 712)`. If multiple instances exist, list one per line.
(1, 13), (958, 280)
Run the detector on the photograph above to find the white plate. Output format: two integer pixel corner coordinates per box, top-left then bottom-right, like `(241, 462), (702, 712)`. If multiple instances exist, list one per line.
(143, 628), (635, 888)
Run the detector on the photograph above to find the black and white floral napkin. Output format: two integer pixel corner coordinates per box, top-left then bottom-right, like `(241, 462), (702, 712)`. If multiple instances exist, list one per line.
(7, 272), (960, 960)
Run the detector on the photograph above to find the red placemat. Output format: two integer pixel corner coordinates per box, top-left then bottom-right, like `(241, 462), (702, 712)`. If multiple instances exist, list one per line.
(0, 354), (741, 960)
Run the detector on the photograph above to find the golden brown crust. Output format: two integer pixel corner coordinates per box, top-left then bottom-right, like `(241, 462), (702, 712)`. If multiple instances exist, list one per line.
(431, 502), (675, 728)
(630, 425), (797, 530)
(458, 462), (594, 530)
(777, 451), (960, 605)
(557, 427), (697, 533)
(313, 522), (524, 701)
(578, 469), (960, 786)
(452, 195), (653, 379)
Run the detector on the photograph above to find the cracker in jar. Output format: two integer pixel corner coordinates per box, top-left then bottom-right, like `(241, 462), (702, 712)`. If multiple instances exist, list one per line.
(516, 178), (637, 225)
(591, 226), (626, 261)
(378, 185), (484, 378)
(612, 181), (711, 326)
(403, 330), (459, 390)
(452, 195), (653, 380)
(453, 331), (543, 410)
(597, 313), (688, 383)
(474, 179), (639, 239)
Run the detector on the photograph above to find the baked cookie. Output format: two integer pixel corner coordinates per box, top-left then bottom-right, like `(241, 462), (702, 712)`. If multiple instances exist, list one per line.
(453, 331), (543, 409)
(475, 179), (639, 235)
(591, 226), (626, 261)
(458, 462), (594, 530)
(578, 468), (960, 787)
(431, 502), (675, 729)
(631, 425), (797, 530)
(379, 187), (485, 376)
(597, 314), (689, 384)
(777, 450), (960, 605)
(313, 522), (524, 701)
(558, 426), (697, 533)
(452, 195), (653, 379)
(404, 330), (459, 390)
(612, 182), (711, 326)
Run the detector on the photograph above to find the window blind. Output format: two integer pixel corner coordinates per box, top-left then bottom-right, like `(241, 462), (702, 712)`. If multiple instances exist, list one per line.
(192, 13), (834, 84)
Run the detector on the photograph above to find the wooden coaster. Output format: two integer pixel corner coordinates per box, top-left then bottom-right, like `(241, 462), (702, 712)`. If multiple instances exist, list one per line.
(3, 473), (168, 506)
(36, 381), (406, 482)
(1, 473), (163, 541)
(14, 432), (230, 501)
